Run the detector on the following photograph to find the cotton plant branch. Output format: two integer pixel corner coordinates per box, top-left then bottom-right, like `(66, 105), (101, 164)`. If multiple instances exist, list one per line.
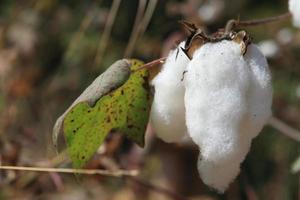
(94, 0), (122, 67)
(124, 0), (147, 57)
(0, 157), (184, 199)
(225, 12), (292, 33)
(268, 116), (300, 142)
(0, 150), (137, 180)
(125, 0), (157, 57)
(124, 0), (158, 57)
(2, 151), (137, 190)
(136, 0), (158, 39)
(0, 165), (139, 177)
(135, 11), (292, 71)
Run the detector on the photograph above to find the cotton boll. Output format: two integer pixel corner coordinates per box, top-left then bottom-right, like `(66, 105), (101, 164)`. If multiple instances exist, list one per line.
(198, 0), (224, 23)
(277, 28), (293, 45)
(289, 0), (300, 27)
(150, 41), (190, 143)
(184, 40), (272, 192)
(257, 40), (279, 58)
(184, 40), (250, 192)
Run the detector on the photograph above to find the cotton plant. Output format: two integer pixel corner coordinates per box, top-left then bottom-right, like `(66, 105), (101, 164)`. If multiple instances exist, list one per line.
(151, 28), (273, 192)
(42, 0), (300, 196)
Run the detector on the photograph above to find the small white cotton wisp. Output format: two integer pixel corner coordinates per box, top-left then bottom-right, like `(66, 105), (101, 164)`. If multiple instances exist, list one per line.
(150, 41), (190, 143)
(289, 0), (300, 27)
(258, 40), (279, 58)
(245, 44), (273, 136)
(184, 40), (272, 192)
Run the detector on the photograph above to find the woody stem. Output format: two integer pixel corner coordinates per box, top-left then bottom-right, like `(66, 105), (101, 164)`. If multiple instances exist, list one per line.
(225, 12), (292, 33)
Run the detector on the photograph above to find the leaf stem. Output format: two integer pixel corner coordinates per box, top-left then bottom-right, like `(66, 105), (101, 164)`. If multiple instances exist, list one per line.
(134, 57), (166, 72)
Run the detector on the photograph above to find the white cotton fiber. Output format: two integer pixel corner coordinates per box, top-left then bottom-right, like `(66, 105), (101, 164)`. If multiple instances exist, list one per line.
(150, 41), (190, 143)
(244, 44), (273, 136)
(289, 0), (300, 27)
(257, 40), (279, 58)
(184, 40), (272, 192)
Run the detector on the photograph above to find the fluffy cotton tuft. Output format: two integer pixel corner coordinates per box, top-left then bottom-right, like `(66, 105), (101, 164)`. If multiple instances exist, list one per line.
(258, 40), (279, 58)
(150, 41), (190, 143)
(289, 0), (300, 27)
(184, 40), (272, 192)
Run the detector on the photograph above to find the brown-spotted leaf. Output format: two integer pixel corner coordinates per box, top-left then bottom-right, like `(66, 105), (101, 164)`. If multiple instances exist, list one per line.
(63, 59), (151, 168)
(52, 59), (131, 148)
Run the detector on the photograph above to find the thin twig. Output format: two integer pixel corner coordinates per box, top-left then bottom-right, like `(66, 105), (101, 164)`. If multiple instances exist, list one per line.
(137, 0), (158, 39)
(124, 0), (147, 57)
(225, 12), (292, 33)
(134, 57), (166, 72)
(66, 2), (97, 55)
(238, 12), (292, 26)
(0, 166), (139, 177)
(124, 0), (158, 58)
(268, 116), (300, 142)
(94, 0), (122, 67)
(128, 177), (188, 200)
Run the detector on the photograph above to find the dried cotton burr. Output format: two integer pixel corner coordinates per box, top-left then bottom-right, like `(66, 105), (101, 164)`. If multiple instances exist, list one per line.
(184, 32), (272, 192)
(150, 41), (190, 143)
(289, 0), (300, 27)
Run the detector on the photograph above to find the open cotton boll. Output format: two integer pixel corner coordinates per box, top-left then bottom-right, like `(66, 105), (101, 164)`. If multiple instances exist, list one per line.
(289, 0), (300, 27)
(184, 40), (250, 192)
(184, 40), (272, 192)
(150, 41), (190, 143)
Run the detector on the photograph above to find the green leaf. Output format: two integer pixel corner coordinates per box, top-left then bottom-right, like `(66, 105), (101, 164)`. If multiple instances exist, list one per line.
(63, 59), (151, 168)
(52, 59), (131, 148)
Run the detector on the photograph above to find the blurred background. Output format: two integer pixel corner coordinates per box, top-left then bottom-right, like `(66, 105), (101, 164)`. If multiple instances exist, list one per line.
(0, 0), (300, 199)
